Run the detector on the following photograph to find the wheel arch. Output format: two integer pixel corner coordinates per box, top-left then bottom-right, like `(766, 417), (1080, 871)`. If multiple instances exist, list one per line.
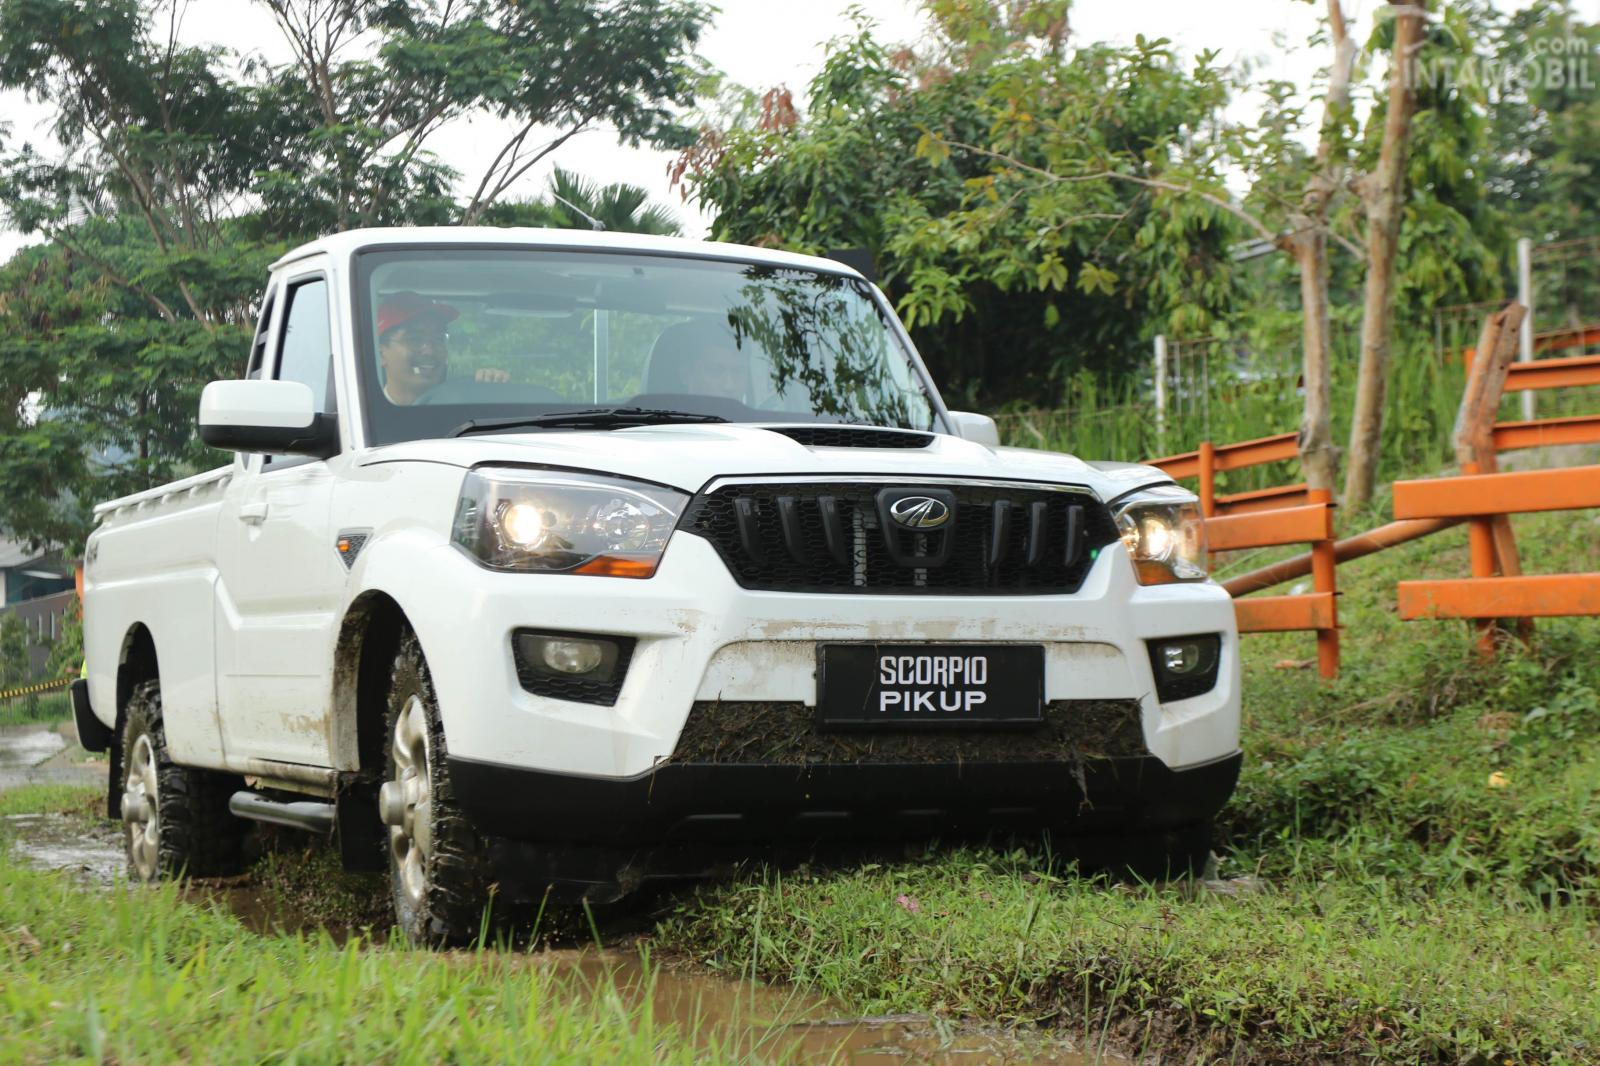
(331, 589), (410, 777)
(116, 622), (160, 716)
(107, 622), (160, 818)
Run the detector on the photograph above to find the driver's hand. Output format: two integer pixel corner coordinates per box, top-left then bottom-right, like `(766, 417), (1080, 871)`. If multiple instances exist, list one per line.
(474, 368), (511, 383)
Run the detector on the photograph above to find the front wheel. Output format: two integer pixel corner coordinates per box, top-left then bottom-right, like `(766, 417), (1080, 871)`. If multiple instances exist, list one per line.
(119, 681), (245, 880)
(377, 631), (495, 945)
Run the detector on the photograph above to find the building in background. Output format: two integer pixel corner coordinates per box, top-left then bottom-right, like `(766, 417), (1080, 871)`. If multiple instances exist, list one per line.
(0, 538), (76, 679)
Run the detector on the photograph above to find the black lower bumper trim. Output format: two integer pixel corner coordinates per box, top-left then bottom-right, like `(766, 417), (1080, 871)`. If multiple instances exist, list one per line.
(448, 751), (1242, 847)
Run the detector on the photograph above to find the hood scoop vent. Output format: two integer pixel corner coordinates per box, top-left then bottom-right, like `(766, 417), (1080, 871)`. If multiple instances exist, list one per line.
(766, 425), (935, 449)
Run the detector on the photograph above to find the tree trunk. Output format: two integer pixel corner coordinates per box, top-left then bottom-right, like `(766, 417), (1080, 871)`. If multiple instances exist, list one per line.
(1293, 230), (1340, 490)
(1293, 0), (1356, 493)
(1344, 0), (1426, 509)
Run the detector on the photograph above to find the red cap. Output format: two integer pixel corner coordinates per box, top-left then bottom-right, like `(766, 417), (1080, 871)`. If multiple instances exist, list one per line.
(376, 291), (459, 338)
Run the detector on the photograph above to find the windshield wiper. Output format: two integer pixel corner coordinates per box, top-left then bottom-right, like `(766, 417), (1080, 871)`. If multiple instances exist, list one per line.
(452, 407), (730, 437)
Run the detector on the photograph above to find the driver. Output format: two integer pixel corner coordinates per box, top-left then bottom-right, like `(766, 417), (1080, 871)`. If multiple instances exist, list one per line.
(377, 291), (509, 405)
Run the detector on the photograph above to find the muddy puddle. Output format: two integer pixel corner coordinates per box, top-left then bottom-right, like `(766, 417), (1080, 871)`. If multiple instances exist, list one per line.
(1, 724), (1125, 1064)
(519, 949), (1120, 1064)
(0, 721), (104, 792)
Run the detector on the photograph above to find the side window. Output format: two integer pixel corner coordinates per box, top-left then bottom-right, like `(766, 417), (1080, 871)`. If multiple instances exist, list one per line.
(245, 288), (275, 380)
(265, 278), (336, 466)
(275, 278), (335, 413)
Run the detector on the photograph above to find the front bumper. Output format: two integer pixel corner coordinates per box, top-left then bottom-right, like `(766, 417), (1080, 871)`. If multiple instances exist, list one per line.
(449, 749), (1244, 847)
(396, 530), (1240, 778)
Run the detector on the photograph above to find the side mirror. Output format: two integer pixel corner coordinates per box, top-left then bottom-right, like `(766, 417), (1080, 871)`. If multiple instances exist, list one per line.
(947, 410), (1000, 448)
(199, 380), (339, 459)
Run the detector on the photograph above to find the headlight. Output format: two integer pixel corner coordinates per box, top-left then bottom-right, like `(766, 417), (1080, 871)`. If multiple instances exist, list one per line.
(1112, 485), (1208, 585)
(452, 469), (688, 577)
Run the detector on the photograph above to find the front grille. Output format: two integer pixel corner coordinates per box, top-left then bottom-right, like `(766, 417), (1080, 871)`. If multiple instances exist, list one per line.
(681, 480), (1118, 594)
(766, 426), (934, 449)
(668, 699), (1147, 765)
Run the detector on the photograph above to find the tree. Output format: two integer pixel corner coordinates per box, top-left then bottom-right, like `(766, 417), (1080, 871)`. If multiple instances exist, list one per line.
(1285, 0), (1359, 492)
(1345, 0), (1429, 508)
(0, 611), (31, 694)
(44, 597), (83, 680)
(0, 0), (711, 549)
(482, 166), (682, 234)
(1483, 1), (1600, 244)
(674, 3), (1242, 408)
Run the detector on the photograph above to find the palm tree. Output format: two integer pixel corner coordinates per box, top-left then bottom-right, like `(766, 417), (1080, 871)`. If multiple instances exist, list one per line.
(481, 167), (682, 235)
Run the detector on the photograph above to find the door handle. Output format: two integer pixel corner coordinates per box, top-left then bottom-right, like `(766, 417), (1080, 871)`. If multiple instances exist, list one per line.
(239, 502), (269, 524)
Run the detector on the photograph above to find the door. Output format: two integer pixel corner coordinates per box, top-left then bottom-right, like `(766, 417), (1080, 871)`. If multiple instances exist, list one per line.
(214, 271), (347, 767)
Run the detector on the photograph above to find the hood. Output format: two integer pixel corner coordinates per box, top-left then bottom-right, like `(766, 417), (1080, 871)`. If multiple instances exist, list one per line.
(358, 425), (1175, 502)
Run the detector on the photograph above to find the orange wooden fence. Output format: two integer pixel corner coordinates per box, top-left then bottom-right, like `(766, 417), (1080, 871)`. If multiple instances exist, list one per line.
(1144, 438), (1339, 676)
(1393, 465), (1600, 652)
(1146, 432), (1307, 518)
(1136, 300), (1600, 675)
(1209, 490), (1340, 678)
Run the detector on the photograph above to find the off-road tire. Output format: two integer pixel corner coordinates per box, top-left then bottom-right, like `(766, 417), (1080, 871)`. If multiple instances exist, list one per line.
(119, 681), (247, 880)
(383, 630), (495, 946)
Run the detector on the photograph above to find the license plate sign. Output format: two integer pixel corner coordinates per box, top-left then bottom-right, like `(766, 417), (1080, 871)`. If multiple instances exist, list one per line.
(816, 644), (1044, 728)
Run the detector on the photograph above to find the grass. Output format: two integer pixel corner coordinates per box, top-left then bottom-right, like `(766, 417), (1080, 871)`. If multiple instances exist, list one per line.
(0, 789), (804, 1064)
(662, 857), (1599, 1063)
(655, 506), (1600, 1064)
(5, 469), (1597, 1062)
(0, 782), (100, 819)
(0, 691), (73, 728)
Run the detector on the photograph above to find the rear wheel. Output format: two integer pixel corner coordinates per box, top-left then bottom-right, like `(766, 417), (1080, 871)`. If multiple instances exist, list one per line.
(378, 631), (494, 945)
(119, 681), (245, 880)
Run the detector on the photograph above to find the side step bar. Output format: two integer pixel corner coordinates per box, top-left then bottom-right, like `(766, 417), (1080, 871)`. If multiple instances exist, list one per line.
(229, 791), (336, 834)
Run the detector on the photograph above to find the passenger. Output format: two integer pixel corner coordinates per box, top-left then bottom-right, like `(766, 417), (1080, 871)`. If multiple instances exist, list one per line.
(377, 291), (509, 405)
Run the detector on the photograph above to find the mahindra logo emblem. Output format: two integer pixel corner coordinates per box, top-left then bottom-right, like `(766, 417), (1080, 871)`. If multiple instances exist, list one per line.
(888, 495), (952, 529)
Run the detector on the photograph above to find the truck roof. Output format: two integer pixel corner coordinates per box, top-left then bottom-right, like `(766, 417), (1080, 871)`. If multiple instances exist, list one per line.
(271, 227), (865, 279)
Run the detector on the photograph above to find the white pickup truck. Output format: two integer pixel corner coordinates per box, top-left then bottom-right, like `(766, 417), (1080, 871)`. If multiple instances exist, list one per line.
(73, 227), (1240, 943)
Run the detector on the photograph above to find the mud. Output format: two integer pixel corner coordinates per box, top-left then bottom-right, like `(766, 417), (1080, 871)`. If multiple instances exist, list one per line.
(1, 723), (1129, 1063)
(670, 699), (1148, 765)
(519, 948), (1122, 1064)
(4, 812), (125, 884)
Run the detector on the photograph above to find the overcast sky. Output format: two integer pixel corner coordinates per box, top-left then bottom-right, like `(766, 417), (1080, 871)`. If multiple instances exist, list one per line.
(0, 0), (1588, 263)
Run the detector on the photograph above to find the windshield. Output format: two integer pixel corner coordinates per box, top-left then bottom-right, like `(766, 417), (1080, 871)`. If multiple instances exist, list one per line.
(351, 248), (941, 445)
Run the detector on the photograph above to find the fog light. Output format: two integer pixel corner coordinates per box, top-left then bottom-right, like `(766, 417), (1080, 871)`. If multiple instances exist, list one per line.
(1145, 633), (1222, 703)
(1161, 641), (1204, 675)
(540, 637), (604, 675)
(512, 629), (636, 706)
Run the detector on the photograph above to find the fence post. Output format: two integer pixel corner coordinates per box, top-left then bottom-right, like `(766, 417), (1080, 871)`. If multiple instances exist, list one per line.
(1197, 440), (1216, 517)
(1459, 460), (1500, 659)
(1517, 237), (1535, 422)
(1308, 488), (1339, 679)
(1153, 334), (1168, 448)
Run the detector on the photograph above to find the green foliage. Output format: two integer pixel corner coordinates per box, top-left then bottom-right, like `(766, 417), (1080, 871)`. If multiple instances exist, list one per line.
(482, 166), (682, 235)
(0, 691), (71, 727)
(1482, 0), (1600, 244)
(42, 597), (82, 681)
(0, 611), (29, 690)
(0, 218), (269, 548)
(674, 4), (1242, 408)
(0, 0), (711, 548)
